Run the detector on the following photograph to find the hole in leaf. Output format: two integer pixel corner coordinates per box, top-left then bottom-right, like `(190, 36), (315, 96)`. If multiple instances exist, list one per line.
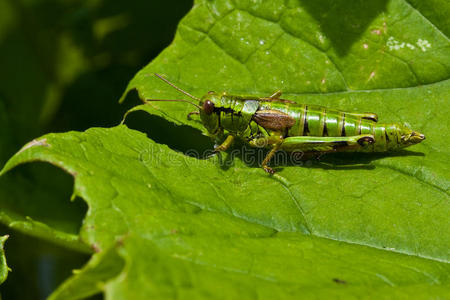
(0, 162), (88, 235)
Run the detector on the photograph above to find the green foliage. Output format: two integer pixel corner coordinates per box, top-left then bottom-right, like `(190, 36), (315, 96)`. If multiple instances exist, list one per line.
(1, 0), (450, 299)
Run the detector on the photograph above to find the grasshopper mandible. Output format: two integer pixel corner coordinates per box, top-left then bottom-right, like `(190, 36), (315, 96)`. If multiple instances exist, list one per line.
(148, 74), (425, 173)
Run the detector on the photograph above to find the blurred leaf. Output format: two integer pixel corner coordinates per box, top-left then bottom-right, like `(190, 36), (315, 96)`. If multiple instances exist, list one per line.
(0, 0), (193, 145)
(0, 235), (9, 285)
(0, 0), (89, 142)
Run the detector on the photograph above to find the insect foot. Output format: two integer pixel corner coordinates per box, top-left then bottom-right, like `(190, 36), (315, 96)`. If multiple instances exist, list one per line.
(263, 165), (276, 174)
(214, 145), (226, 152)
(249, 139), (268, 148)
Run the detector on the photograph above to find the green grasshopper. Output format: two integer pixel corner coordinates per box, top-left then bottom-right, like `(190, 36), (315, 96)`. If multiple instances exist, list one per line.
(149, 74), (425, 173)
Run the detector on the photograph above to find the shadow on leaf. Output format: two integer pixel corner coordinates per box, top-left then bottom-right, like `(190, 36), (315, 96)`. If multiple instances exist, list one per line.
(298, 0), (388, 56)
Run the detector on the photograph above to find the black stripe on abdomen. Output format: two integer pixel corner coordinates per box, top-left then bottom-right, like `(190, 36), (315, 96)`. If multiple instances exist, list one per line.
(341, 113), (346, 136)
(323, 121), (328, 136)
(303, 106), (309, 136)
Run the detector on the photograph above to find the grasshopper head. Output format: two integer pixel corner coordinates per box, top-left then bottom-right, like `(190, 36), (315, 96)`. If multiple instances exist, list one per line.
(397, 124), (425, 148)
(199, 92), (220, 135)
(150, 74), (222, 136)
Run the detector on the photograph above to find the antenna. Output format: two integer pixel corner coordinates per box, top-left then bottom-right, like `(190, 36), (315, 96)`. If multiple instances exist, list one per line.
(154, 73), (200, 101)
(143, 73), (201, 109)
(144, 98), (200, 109)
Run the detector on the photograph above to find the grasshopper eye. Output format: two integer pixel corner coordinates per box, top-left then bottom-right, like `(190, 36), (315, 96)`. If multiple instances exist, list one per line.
(203, 100), (215, 115)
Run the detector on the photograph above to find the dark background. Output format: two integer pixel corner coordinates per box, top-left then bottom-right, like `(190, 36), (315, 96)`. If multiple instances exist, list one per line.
(0, 1), (193, 299)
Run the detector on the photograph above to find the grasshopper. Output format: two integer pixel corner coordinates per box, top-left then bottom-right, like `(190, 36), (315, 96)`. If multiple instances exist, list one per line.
(149, 74), (425, 173)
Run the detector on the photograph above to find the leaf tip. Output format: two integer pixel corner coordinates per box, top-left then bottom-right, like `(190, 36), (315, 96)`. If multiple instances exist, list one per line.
(119, 87), (137, 104)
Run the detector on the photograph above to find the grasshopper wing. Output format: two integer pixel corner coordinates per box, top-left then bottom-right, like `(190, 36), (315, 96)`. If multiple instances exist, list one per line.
(252, 109), (296, 131)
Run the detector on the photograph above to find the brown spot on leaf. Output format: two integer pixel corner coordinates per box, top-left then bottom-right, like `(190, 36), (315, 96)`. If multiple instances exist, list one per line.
(18, 138), (49, 154)
(371, 29), (381, 35)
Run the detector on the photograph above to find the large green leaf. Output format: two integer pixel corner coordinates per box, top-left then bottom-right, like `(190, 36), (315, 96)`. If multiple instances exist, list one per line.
(1, 0), (450, 298)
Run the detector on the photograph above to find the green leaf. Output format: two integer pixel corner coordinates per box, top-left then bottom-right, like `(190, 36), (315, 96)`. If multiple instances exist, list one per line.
(1, 125), (449, 299)
(0, 235), (9, 285)
(2, 0), (450, 298)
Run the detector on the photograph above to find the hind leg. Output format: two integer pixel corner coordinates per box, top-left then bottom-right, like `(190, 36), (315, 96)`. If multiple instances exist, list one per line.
(248, 134), (284, 174)
(280, 135), (374, 153)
